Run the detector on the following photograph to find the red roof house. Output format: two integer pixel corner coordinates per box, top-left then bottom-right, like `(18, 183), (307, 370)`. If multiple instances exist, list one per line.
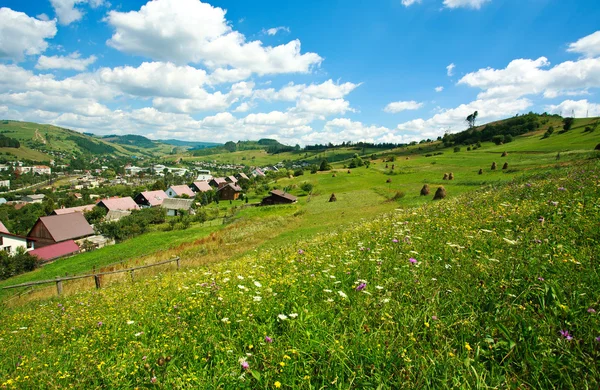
(27, 212), (94, 248)
(166, 185), (195, 198)
(190, 181), (212, 193)
(52, 204), (96, 215)
(96, 197), (140, 212)
(29, 240), (80, 262)
(134, 190), (169, 207)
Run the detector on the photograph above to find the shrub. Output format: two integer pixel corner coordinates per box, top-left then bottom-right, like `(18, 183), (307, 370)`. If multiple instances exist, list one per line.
(301, 183), (313, 193)
(454, 146), (461, 153)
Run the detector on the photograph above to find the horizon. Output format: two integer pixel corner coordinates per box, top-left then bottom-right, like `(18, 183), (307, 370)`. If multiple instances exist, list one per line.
(0, 0), (599, 146)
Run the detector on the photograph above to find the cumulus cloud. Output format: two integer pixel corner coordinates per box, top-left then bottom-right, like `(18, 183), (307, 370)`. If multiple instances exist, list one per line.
(435, 86), (444, 92)
(0, 8), (57, 61)
(384, 100), (423, 113)
(265, 26), (290, 36)
(401, 0), (421, 7)
(105, 0), (322, 75)
(396, 97), (532, 137)
(545, 99), (600, 117)
(300, 118), (417, 145)
(458, 56), (600, 99)
(443, 0), (490, 9)
(36, 52), (97, 71)
(50, 0), (107, 26)
(567, 31), (600, 58)
(446, 63), (455, 76)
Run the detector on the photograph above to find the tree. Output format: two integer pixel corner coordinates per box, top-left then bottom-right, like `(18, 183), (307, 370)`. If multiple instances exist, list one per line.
(563, 117), (574, 131)
(224, 141), (237, 152)
(319, 159), (331, 171)
(466, 111), (479, 129)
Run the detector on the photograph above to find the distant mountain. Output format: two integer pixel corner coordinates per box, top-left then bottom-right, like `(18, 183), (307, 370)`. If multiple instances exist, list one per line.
(161, 139), (222, 149)
(102, 134), (157, 149)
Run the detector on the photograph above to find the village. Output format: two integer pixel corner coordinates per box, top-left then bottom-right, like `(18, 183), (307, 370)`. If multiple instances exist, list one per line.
(0, 164), (298, 267)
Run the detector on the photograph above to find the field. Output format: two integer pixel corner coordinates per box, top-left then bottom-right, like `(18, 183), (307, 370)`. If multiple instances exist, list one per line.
(0, 118), (599, 388)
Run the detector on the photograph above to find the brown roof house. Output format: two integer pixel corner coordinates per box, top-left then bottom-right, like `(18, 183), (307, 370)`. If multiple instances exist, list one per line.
(225, 175), (238, 184)
(134, 190), (169, 207)
(96, 197), (140, 212)
(51, 204), (96, 215)
(161, 198), (194, 216)
(218, 183), (242, 201)
(209, 177), (227, 188)
(235, 172), (250, 181)
(190, 181), (212, 193)
(261, 190), (298, 205)
(166, 185), (195, 198)
(27, 212), (94, 248)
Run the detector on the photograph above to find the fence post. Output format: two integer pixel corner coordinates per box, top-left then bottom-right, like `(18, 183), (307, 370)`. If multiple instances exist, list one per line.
(130, 270), (135, 282)
(94, 275), (101, 289)
(56, 277), (63, 295)
(176, 257), (180, 269)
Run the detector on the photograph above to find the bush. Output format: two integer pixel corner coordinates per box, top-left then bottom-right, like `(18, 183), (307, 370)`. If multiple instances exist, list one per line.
(301, 183), (314, 193)
(563, 117), (574, 131)
(504, 134), (514, 143)
(492, 135), (505, 145)
(0, 248), (37, 281)
(294, 169), (304, 177)
(454, 147), (461, 153)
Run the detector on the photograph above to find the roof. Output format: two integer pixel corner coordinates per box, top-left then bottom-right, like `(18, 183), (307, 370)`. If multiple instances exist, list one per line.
(25, 194), (45, 200)
(97, 197), (140, 211)
(0, 221), (9, 234)
(138, 190), (168, 206)
(211, 177), (227, 185)
(52, 204), (96, 215)
(168, 185), (195, 197)
(30, 213), (94, 242)
(30, 240), (79, 261)
(237, 172), (250, 180)
(270, 190), (298, 202)
(162, 198), (194, 211)
(227, 175), (238, 183)
(105, 209), (131, 222)
(218, 183), (243, 192)
(192, 181), (212, 192)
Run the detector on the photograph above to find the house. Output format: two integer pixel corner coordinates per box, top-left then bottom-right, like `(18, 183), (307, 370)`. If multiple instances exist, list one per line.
(104, 210), (131, 222)
(251, 168), (266, 177)
(29, 240), (79, 263)
(23, 194), (45, 203)
(0, 222), (35, 255)
(51, 204), (96, 215)
(33, 165), (52, 175)
(134, 190), (169, 207)
(96, 197), (140, 212)
(161, 198), (194, 216)
(261, 190), (298, 205)
(195, 169), (212, 182)
(190, 181), (212, 193)
(218, 183), (243, 201)
(0, 179), (9, 189)
(27, 212), (94, 248)
(225, 175), (238, 184)
(235, 172), (250, 181)
(166, 185), (195, 198)
(209, 177), (227, 188)
(0, 198), (7, 205)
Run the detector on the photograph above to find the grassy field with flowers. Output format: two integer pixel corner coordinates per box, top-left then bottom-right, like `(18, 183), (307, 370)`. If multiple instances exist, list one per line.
(1, 157), (599, 388)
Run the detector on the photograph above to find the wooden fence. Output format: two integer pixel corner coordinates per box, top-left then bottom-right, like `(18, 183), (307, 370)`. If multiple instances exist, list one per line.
(2, 257), (180, 297)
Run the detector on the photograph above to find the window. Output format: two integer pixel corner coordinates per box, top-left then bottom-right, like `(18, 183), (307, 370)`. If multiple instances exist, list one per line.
(27, 241), (34, 249)
(0, 237), (2, 245)
(3, 246), (10, 253)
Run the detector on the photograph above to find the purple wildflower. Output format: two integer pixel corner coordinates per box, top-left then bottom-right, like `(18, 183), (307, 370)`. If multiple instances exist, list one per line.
(588, 308), (596, 313)
(409, 257), (417, 264)
(596, 336), (600, 343)
(97, 321), (103, 327)
(404, 236), (411, 244)
(356, 283), (367, 291)
(265, 336), (273, 343)
(525, 183), (532, 187)
(537, 277), (544, 281)
(297, 249), (304, 254)
(241, 361), (249, 370)
(431, 316), (438, 321)
(538, 217), (545, 223)
(392, 238), (399, 243)
(558, 187), (566, 191)
(560, 330), (573, 341)
(151, 376), (157, 383)
(549, 201), (558, 206)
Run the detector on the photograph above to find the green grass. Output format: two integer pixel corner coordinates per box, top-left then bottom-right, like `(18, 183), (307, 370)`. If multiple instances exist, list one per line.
(1, 160), (599, 388)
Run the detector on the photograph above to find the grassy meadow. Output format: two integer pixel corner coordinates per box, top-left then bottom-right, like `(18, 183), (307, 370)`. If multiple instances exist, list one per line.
(0, 118), (599, 388)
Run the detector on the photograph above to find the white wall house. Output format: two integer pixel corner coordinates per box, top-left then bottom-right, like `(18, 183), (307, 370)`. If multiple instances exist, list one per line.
(0, 180), (9, 189)
(0, 232), (34, 255)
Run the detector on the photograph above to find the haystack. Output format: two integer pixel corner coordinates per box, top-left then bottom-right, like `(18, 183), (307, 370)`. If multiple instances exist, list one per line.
(502, 162), (508, 170)
(420, 184), (430, 196)
(478, 168), (483, 175)
(595, 143), (600, 150)
(491, 162), (497, 170)
(433, 186), (446, 200)
(386, 178), (392, 183)
(347, 170), (351, 174)
(501, 151), (508, 157)
(332, 173), (337, 177)
(448, 172), (454, 180)
(329, 193), (337, 202)
(443, 173), (449, 180)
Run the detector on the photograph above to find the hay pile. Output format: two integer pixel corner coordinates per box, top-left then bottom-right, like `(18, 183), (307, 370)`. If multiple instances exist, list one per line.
(433, 186), (446, 200)
(491, 162), (497, 170)
(329, 193), (337, 202)
(420, 184), (430, 196)
(501, 151), (508, 157)
(443, 173), (449, 180)
(386, 178), (392, 183)
(478, 168), (483, 175)
(448, 172), (454, 180)
(502, 162), (508, 170)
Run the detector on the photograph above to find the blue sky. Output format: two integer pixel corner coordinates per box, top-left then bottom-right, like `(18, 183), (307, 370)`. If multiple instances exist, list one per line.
(1, 0), (599, 144)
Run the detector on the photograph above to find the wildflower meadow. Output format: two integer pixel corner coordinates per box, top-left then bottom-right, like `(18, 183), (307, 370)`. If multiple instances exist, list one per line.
(1, 160), (600, 388)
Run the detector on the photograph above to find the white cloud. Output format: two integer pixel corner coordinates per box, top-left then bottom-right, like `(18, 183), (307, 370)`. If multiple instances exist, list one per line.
(50, 0), (107, 26)
(36, 52), (97, 71)
(105, 0), (322, 75)
(396, 97), (532, 137)
(401, 0), (421, 7)
(435, 86), (444, 92)
(458, 56), (600, 99)
(567, 31), (600, 59)
(0, 8), (57, 61)
(384, 100), (423, 113)
(265, 26), (290, 36)
(443, 0), (490, 9)
(0, 91), (110, 117)
(254, 79), (360, 101)
(36, 13), (50, 21)
(446, 63), (455, 76)
(300, 118), (417, 145)
(233, 102), (252, 112)
(545, 99), (600, 117)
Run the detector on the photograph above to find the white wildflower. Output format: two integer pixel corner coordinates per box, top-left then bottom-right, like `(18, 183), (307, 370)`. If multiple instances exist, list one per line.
(126, 320), (135, 325)
(278, 314), (288, 320)
(253, 296), (262, 302)
(338, 291), (348, 299)
(254, 281), (262, 288)
(289, 313), (298, 318)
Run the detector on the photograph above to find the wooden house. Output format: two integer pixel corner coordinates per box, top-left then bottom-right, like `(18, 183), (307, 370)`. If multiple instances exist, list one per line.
(218, 183), (242, 201)
(134, 190), (169, 207)
(27, 212), (94, 248)
(261, 190), (298, 205)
